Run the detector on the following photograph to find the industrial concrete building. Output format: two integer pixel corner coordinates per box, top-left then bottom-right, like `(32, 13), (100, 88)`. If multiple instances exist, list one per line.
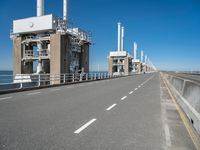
(132, 42), (142, 73)
(132, 42), (157, 73)
(108, 23), (132, 75)
(11, 0), (90, 84)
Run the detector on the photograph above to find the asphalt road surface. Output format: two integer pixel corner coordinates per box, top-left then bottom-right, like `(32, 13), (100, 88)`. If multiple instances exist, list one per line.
(0, 73), (195, 150)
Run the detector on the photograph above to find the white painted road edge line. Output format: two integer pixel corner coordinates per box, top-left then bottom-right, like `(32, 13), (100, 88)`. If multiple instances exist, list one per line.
(135, 88), (138, 91)
(0, 97), (13, 101)
(141, 75), (154, 86)
(74, 118), (97, 134)
(27, 92), (41, 96)
(121, 96), (127, 100)
(51, 88), (60, 91)
(67, 86), (74, 89)
(106, 104), (117, 111)
(164, 123), (172, 147)
(129, 91), (133, 94)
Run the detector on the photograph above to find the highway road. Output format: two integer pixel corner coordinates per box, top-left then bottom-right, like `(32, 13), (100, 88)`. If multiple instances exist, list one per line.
(0, 73), (195, 150)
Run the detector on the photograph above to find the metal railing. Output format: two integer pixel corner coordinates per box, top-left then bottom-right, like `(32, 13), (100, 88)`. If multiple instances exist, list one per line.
(0, 72), (123, 93)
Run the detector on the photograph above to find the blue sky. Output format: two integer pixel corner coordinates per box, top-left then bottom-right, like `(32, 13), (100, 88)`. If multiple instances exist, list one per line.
(0, 0), (200, 71)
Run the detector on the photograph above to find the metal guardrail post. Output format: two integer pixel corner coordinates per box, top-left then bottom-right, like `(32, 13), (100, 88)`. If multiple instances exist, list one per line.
(86, 74), (88, 81)
(98, 73), (100, 79)
(90, 74), (93, 80)
(64, 74), (66, 84)
(72, 74), (75, 82)
(94, 73), (96, 80)
(20, 83), (23, 89)
(80, 74), (82, 81)
(38, 74), (41, 87)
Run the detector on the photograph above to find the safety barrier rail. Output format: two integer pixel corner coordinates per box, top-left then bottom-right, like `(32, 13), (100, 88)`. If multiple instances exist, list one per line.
(161, 73), (200, 135)
(0, 72), (123, 93)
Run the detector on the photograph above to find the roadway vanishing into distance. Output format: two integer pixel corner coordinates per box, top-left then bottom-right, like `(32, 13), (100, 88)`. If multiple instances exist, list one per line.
(0, 73), (196, 150)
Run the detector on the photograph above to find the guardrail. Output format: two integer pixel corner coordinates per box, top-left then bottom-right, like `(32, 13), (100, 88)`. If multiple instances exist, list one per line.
(162, 73), (200, 135)
(0, 72), (123, 93)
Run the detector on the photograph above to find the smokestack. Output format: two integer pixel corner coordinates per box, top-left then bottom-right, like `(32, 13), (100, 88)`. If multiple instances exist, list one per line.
(134, 42), (137, 60)
(63, 0), (68, 21)
(37, 0), (44, 16)
(145, 55), (147, 64)
(121, 26), (124, 51)
(141, 50), (144, 62)
(117, 22), (121, 52)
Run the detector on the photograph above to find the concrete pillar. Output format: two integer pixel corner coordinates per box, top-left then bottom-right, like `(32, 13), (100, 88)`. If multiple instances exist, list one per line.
(108, 57), (113, 74)
(13, 36), (23, 76)
(80, 43), (89, 73)
(124, 57), (129, 75)
(50, 32), (69, 84)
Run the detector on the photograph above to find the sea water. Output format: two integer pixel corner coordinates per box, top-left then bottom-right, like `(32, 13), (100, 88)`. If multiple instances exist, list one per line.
(0, 70), (13, 84)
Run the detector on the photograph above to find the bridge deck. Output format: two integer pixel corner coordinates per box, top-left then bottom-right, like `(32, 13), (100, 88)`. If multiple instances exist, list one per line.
(0, 73), (195, 149)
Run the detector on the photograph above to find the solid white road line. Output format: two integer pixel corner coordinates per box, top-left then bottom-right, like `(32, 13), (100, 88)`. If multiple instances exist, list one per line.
(121, 96), (127, 100)
(67, 86), (74, 89)
(141, 75), (154, 86)
(106, 104), (117, 111)
(0, 97), (13, 101)
(164, 124), (172, 147)
(27, 92), (41, 96)
(135, 88), (138, 91)
(74, 118), (97, 134)
(129, 91), (133, 94)
(51, 88), (60, 92)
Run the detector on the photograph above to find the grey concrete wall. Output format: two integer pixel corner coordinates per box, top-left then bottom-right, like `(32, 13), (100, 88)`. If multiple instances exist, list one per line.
(108, 57), (113, 74)
(80, 43), (89, 73)
(183, 82), (200, 113)
(163, 73), (200, 135)
(170, 77), (184, 94)
(13, 36), (23, 76)
(50, 33), (70, 84)
(124, 57), (129, 75)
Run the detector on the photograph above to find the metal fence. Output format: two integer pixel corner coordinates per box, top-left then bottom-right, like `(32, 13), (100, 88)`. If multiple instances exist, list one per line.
(0, 72), (123, 92)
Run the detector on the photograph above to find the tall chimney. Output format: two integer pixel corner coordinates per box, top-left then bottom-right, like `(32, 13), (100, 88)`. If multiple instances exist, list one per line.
(63, 0), (68, 21)
(141, 50), (144, 62)
(37, 0), (44, 16)
(121, 26), (124, 51)
(117, 22), (121, 52)
(145, 55), (147, 64)
(134, 42), (137, 60)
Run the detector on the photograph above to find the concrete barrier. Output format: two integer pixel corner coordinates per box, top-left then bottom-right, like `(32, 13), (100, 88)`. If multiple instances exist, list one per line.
(162, 73), (200, 135)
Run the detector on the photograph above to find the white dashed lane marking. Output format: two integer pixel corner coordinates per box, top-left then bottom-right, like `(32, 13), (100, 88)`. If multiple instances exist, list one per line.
(74, 118), (97, 134)
(129, 91), (133, 94)
(121, 96), (127, 100)
(106, 104), (117, 111)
